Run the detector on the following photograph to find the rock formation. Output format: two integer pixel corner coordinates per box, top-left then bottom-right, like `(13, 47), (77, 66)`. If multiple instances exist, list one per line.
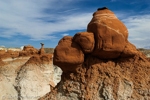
(0, 57), (29, 100)
(53, 36), (84, 72)
(0, 44), (62, 100)
(19, 45), (39, 56)
(15, 55), (54, 100)
(0, 7), (150, 100)
(73, 32), (95, 53)
(39, 43), (45, 55)
(0, 58), (6, 66)
(40, 7), (150, 100)
(0, 50), (5, 55)
(87, 7), (128, 59)
(23, 45), (36, 51)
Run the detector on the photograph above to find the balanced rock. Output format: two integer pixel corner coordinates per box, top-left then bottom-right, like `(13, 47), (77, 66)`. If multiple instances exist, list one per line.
(87, 8), (128, 59)
(53, 36), (84, 72)
(73, 31), (95, 53)
(39, 43), (45, 55)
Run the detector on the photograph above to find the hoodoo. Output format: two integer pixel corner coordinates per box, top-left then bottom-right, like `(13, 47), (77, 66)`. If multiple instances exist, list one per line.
(53, 7), (139, 72)
(87, 7), (128, 59)
(40, 43), (45, 55)
(53, 36), (84, 72)
(40, 7), (150, 100)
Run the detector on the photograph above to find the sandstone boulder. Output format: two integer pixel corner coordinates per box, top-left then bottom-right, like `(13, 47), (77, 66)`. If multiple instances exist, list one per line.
(53, 36), (84, 72)
(73, 31), (95, 53)
(121, 40), (138, 57)
(87, 8), (128, 59)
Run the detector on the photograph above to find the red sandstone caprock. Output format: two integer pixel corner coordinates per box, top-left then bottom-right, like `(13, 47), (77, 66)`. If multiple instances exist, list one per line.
(53, 36), (84, 72)
(73, 31), (95, 53)
(87, 7), (128, 59)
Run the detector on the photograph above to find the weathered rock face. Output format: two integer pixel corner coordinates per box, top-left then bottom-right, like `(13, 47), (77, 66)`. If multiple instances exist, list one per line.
(73, 31), (95, 53)
(40, 52), (150, 100)
(23, 45), (37, 51)
(0, 58), (29, 100)
(40, 7), (150, 100)
(21, 45), (39, 56)
(87, 7), (128, 59)
(15, 55), (53, 100)
(0, 50), (5, 55)
(121, 40), (138, 57)
(0, 58), (6, 66)
(0, 47), (60, 100)
(53, 36), (84, 72)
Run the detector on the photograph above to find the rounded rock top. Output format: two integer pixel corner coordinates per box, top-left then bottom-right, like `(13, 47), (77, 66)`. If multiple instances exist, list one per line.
(97, 7), (108, 11)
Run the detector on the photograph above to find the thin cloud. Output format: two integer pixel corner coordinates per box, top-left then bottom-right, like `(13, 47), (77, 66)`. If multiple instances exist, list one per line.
(0, 0), (92, 41)
(62, 33), (69, 36)
(58, 8), (80, 13)
(122, 14), (150, 48)
(0, 45), (5, 47)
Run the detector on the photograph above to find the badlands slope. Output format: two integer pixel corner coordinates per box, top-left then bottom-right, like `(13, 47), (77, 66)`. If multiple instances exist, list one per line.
(0, 45), (62, 100)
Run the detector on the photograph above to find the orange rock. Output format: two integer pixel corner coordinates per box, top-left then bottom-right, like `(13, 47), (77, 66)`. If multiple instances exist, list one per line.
(87, 8), (128, 59)
(0, 58), (6, 66)
(7, 50), (14, 54)
(39, 8), (150, 100)
(49, 80), (55, 87)
(73, 32), (95, 53)
(25, 54), (52, 65)
(23, 45), (38, 52)
(39, 43), (45, 55)
(121, 40), (138, 57)
(53, 36), (84, 72)
(0, 50), (5, 55)
(20, 45), (39, 57)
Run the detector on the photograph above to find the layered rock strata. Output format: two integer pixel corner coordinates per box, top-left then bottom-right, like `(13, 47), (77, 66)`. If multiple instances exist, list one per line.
(0, 47), (61, 100)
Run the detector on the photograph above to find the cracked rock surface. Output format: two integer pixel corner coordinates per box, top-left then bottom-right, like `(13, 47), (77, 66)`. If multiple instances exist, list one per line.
(0, 55), (62, 100)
